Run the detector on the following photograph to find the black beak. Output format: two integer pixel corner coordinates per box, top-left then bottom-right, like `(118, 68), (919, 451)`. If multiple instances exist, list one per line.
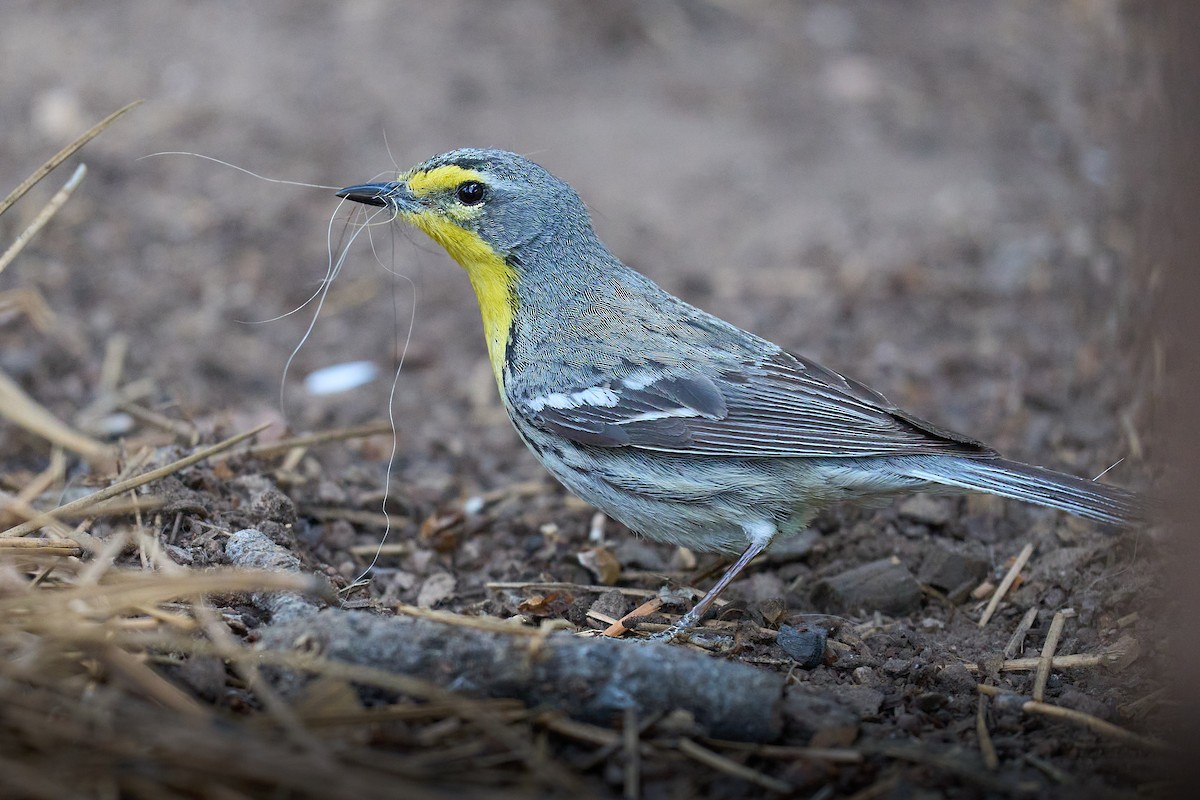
(335, 181), (404, 208)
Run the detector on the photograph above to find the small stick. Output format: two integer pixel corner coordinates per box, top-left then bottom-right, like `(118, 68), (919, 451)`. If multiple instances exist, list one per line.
(227, 421), (394, 459)
(117, 401), (199, 444)
(538, 712), (622, 747)
(0, 369), (113, 465)
(975, 694), (999, 770)
(1033, 609), (1074, 701)
(95, 643), (209, 718)
(0, 538), (81, 557)
(978, 542), (1034, 627)
(0, 447), (65, 527)
(975, 685), (1168, 751)
(0, 163), (88, 275)
(699, 740), (863, 764)
(1003, 605), (1040, 659)
(304, 507), (408, 530)
(393, 602), (546, 636)
(0, 423), (269, 538)
(488, 581), (660, 598)
(962, 650), (1126, 673)
(1024, 700), (1167, 751)
(604, 597), (664, 637)
(0, 100), (140, 217)
(676, 738), (793, 794)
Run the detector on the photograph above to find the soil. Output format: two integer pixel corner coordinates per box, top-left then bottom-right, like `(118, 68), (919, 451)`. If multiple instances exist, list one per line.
(0, 2), (1172, 798)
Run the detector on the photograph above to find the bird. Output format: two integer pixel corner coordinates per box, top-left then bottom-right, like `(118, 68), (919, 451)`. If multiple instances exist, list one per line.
(336, 148), (1141, 641)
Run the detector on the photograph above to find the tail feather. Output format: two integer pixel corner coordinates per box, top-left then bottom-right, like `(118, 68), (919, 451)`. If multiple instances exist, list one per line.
(901, 456), (1143, 526)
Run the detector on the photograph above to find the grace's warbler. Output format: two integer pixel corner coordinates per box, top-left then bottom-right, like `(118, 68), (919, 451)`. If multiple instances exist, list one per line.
(337, 149), (1140, 641)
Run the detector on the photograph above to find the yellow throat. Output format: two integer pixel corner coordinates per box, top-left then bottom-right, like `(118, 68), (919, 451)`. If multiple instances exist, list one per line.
(400, 166), (517, 384)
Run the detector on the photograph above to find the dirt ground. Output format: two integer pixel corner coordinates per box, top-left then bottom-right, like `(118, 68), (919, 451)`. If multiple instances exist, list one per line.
(0, 2), (1175, 798)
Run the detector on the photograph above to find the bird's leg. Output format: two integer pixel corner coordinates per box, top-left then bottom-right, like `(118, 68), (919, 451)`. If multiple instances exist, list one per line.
(650, 536), (771, 643)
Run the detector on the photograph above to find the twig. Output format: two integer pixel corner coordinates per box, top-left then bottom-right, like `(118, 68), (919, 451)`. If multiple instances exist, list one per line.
(978, 542), (1034, 627)
(0, 369), (114, 465)
(226, 421), (394, 459)
(863, 742), (1033, 793)
(304, 507), (408, 530)
(960, 645), (1135, 673)
(117, 401), (199, 444)
(976, 694), (999, 770)
(0, 446), (65, 527)
(0, 164), (87, 275)
(1021, 699), (1167, 751)
(604, 597), (664, 637)
(0, 423), (269, 538)
(0, 569), (329, 621)
(537, 711), (622, 747)
(392, 602), (545, 636)
(976, 685), (1168, 751)
(1033, 609), (1074, 701)
(700, 740), (863, 764)
(0, 538), (81, 557)
(0, 99), (140, 218)
(1024, 753), (1075, 785)
(1003, 605), (1039, 659)
(676, 738), (792, 793)
(94, 643), (209, 718)
(488, 581), (661, 598)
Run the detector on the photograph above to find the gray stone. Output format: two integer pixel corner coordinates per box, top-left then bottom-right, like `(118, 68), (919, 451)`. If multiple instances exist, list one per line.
(812, 558), (923, 615)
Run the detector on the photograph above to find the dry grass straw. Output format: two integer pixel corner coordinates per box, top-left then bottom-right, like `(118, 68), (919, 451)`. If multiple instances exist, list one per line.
(0, 101), (141, 468)
(0, 545), (592, 798)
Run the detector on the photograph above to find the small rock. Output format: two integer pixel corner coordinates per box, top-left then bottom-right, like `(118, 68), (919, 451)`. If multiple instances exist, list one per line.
(830, 685), (885, 717)
(918, 545), (987, 594)
(738, 572), (787, 604)
(416, 572), (456, 608)
(588, 589), (629, 624)
(935, 663), (978, 697)
(232, 475), (297, 526)
(783, 687), (860, 745)
(613, 538), (668, 570)
(577, 546), (620, 585)
(1037, 546), (1096, 591)
(764, 528), (820, 563)
(812, 557), (922, 615)
(898, 495), (954, 526)
(914, 692), (948, 712)
(777, 624), (828, 668)
(1056, 686), (1114, 721)
(852, 666), (877, 685)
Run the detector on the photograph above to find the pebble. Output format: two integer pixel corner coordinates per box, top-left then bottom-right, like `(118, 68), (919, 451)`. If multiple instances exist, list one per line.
(777, 624), (828, 668)
(783, 687), (860, 745)
(416, 572), (456, 608)
(898, 495), (954, 527)
(918, 545), (987, 594)
(812, 557), (922, 615)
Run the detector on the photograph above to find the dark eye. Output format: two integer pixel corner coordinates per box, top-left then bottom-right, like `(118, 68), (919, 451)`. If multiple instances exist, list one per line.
(455, 181), (486, 205)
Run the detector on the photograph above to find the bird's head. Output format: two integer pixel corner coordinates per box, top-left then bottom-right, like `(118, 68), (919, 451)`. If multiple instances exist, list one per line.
(337, 148), (591, 267)
(337, 149), (598, 379)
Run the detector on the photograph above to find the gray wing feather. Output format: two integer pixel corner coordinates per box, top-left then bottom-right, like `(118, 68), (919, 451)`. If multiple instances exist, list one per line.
(519, 351), (994, 459)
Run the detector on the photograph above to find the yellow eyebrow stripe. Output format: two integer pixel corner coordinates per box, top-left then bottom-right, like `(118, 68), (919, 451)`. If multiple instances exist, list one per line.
(405, 164), (485, 197)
